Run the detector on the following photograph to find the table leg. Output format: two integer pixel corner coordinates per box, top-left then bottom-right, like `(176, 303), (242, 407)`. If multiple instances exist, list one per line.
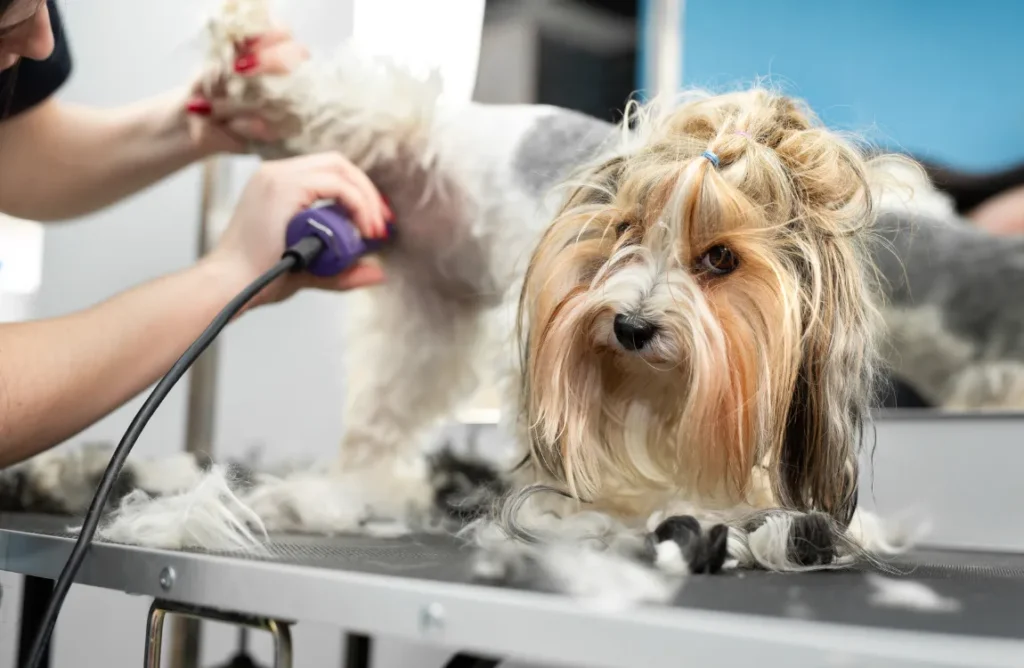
(169, 616), (202, 668)
(17, 575), (55, 668)
(145, 604), (168, 668)
(145, 599), (294, 668)
(344, 633), (372, 668)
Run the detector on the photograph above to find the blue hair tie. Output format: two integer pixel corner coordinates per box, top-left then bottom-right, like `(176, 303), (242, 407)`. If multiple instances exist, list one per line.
(701, 150), (720, 168)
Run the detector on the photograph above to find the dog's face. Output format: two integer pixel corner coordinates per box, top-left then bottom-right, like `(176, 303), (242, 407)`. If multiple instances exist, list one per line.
(519, 90), (885, 526)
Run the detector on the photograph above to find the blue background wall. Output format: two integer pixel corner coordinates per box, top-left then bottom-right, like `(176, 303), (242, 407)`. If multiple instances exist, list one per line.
(638, 0), (1024, 171)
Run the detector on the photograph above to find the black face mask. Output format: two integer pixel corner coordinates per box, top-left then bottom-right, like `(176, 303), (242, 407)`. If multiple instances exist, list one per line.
(0, 0), (71, 121)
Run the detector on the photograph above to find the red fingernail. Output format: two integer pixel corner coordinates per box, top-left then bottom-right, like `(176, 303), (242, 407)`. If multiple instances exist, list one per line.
(381, 196), (394, 221)
(186, 99), (212, 115)
(235, 54), (258, 73)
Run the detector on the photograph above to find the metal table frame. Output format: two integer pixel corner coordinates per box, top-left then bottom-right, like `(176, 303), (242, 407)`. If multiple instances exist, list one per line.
(5, 529), (500, 668)
(5, 516), (1024, 668)
(10, 408), (1024, 667)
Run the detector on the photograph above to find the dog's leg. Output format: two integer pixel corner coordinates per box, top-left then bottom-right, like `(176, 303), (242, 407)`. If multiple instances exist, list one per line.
(330, 280), (486, 519)
(727, 510), (842, 571)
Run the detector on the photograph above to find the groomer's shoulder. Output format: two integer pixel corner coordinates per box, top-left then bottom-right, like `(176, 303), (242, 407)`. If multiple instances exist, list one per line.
(0, 0), (72, 121)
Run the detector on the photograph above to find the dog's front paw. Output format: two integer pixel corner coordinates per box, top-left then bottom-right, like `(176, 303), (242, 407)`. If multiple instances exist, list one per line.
(644, 515), (730, 575)
(784, 512), (838, 567)
(740, 510), (839, 570)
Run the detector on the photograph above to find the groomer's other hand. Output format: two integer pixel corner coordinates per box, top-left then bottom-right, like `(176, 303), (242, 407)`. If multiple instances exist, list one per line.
(970, 185), (1024, 236)
(210, 153), (392, 311)
(185, 26), (310, 153)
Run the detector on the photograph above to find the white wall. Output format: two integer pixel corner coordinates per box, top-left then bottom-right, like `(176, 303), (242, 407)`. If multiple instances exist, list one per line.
(0, 0), (482, 666)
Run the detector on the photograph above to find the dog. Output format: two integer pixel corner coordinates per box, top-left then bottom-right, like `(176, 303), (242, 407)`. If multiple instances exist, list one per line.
(1, 0), (945, 601)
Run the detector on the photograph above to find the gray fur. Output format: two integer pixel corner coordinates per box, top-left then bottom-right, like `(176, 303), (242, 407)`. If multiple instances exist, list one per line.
(512, 109), (615, 197)
(871, 212), (1024, 407)
(0, 445), (138, 516)
(0, 445), (506, 525)
(873, 212), (1024, 354)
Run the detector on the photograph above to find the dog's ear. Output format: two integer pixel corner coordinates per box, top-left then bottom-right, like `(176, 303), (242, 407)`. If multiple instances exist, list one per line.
(777, 360), (861, 528)
(772, 241), (872, 529)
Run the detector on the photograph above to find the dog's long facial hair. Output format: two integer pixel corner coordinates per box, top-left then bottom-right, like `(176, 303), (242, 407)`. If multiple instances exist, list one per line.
(516, 91), (883, 540)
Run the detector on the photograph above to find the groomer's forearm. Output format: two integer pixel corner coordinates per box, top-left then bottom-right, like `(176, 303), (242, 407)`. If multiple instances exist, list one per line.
(0, 91), (207, 221)
(0, 256), (249, 467)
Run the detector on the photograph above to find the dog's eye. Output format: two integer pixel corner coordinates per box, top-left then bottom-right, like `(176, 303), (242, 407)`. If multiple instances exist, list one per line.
(699, 245), (739, 275)
(615, 222), (631, 238)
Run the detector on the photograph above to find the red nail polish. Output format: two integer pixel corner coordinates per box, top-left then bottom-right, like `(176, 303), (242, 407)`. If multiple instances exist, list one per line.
(235, 54), (258, 73)
(381, 196), (394, 221)
(186, 99), (212, 116)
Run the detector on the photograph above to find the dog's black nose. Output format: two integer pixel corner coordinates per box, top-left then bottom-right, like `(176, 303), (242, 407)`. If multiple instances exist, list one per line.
(613, 314), (658, 351)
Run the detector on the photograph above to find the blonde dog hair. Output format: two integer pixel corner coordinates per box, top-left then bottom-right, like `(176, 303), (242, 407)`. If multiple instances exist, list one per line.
(518, 87), (918, 527)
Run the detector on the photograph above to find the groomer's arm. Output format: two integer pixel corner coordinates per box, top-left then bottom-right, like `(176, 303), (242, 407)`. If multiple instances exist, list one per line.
(0, 31), (310, 222)
(0, 93), (209, 221)
(0, 153), (389, 468)
(0, 256), (250, 466)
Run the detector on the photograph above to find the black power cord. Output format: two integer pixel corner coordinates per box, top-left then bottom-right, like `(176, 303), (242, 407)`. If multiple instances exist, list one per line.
(24, 236), (326, 668)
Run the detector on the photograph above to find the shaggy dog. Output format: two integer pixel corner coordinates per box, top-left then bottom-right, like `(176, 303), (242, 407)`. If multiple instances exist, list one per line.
(2, 0), (985, 602)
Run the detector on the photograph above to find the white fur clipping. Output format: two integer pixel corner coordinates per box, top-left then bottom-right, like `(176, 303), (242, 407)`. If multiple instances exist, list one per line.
(471, 540), (684, 612)
(83, 467), (267, 552)
(847, 507), (930, 554)
(85, 459), (434, 553)
(867, 574), (961, 613)
(537, 546), (683, 611)
(20, 446), (206, 516)
(242, 460), (431, 536)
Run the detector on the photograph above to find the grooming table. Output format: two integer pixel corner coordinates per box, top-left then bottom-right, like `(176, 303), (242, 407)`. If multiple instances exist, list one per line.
(3, 513), (1024, 668)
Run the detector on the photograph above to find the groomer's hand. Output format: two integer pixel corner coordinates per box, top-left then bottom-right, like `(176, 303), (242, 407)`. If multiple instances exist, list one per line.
(210, 152), (393, 311)
(185, 26), (310, 153)
(970, 185), (1024, 236)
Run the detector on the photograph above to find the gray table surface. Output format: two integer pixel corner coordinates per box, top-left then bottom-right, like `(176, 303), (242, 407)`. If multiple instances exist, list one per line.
(2, 512), (1023, 668)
